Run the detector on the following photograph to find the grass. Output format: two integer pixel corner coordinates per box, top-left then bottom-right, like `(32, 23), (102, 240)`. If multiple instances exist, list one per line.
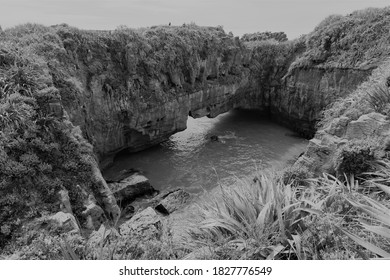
(290, 6), (390, 69)
(365, 83), (390, 115)
(183, 168), (390, 260)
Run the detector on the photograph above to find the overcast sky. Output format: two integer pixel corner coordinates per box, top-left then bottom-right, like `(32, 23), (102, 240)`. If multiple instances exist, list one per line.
(0, 0), (389, 39)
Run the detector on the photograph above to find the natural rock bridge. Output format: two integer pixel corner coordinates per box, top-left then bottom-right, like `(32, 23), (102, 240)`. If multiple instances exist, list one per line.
(56, 26), (372, 162)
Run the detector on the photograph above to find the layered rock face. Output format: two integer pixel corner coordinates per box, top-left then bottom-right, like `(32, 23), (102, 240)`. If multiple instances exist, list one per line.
(238, 39), (374, 137)
(50, 23), (381, 163)
(292, 60), (390, 176)
(270, 66), (373, 137)
(51, 26), (252, 159)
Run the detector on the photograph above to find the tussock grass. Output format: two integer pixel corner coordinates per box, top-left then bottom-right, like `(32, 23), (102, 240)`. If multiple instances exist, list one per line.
(184, 170), (389, 260)
(186, 173), (318, 259)
(365, 83), (390, 115)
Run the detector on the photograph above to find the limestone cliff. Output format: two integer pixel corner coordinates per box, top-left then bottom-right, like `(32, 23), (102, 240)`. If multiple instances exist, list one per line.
(49, 25), (252, 159)
(50, 25), (375, 160)
(240, 39), (373, 138)
(293, 60), (390, 175)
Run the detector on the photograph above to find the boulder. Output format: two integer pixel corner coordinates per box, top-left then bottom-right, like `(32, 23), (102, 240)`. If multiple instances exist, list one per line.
(48, 212), (79, 233)
(323, 116), (349, 137)
(153, 189), (190, 215)
(108, 174), (157, 206)
(104, 168), (140, 183)
(119, 207), (162, 239)
(345, 112), (390, 140)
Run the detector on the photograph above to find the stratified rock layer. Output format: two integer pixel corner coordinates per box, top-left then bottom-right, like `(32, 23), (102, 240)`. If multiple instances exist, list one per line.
(50, 25), (374, 160)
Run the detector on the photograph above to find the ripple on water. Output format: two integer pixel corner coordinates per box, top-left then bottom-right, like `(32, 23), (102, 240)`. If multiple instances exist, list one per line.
(104, 109), (308, 194)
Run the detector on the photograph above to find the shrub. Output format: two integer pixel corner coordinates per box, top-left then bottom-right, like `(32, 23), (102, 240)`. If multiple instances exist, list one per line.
(290, 7), (390, 69)
(365, 83), (390, 115)
(282, 164), (313, 186)
(335, 139), (378, 177)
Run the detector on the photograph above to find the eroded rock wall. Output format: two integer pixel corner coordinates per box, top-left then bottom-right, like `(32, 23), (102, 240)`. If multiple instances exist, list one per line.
(292, 60), (390, 176)
(271, 67), (373, 137)
(50, 25), (376, 164)
(51, 26), (252, 159)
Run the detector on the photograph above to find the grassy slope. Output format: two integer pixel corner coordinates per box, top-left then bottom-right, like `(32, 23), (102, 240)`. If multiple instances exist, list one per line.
(291, 7), (390, 69)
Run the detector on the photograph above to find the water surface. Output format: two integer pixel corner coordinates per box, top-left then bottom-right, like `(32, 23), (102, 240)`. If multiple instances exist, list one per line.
(104, 109), (308, 193)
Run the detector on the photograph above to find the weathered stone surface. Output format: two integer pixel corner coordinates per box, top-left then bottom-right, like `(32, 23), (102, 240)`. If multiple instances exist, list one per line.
(104, 168), (140, 183)
(58, 29), (252, 157)
(82, 196), (106, 231)
(90, 162), (121, 222)
(345, 112), (390, 140)
(108, 174), (156, 205)
(269, 67), (372, 137)
(323, 116), (350, 137)
(49, 26), (375, 159)
(119, 207), (162, 239)
(48, 212), (79, 233)
(58, 189), (73, 214)
(153, 189), (191, 215)
(293, 112), (390, 175)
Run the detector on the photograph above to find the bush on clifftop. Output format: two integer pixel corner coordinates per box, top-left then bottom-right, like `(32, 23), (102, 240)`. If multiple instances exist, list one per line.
(291, 7), (390, 69)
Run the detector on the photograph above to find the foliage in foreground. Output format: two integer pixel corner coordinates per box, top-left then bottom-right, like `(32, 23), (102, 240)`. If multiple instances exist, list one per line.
(185, 164), (390, 260)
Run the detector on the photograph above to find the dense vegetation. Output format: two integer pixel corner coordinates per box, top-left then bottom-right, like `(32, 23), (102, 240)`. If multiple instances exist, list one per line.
(0, 25), (100, 248)
(0, 22), (250, 255)
(291, 7), (390, 69)
(241, 31), (288, 43)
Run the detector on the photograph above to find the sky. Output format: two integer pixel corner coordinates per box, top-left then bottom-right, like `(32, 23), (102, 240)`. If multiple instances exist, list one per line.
(0, 0), (389, 39)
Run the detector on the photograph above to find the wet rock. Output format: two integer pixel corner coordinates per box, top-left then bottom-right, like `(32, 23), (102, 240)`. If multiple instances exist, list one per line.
(119, 207), (162, 239)
(48, 212), (79, 233)
(154, 189), (190, 215)
(108, 174), (157, 206)
(104, 168), (140, 183)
